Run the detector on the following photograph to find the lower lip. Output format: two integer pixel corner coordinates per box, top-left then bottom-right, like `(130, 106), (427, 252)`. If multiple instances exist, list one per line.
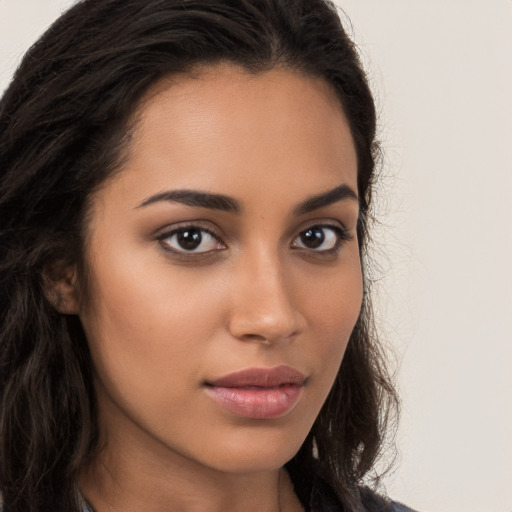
(205, 384), (304, 419)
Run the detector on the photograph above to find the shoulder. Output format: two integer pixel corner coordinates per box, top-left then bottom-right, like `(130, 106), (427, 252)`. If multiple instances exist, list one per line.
(361, 486), (419, 512)
(311, 500), (419, 512)
(390, 501), (418, 512)
(313, 501), (419, 512)
(310, 487), (419, 512)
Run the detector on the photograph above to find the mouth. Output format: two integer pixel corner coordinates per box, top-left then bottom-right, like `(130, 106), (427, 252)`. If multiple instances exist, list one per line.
(204, 365), (306, 420)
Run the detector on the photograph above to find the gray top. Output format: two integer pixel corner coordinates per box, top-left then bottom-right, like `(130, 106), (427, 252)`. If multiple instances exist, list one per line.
(391, 502), (417, 512)
(81, 497), (417, 512)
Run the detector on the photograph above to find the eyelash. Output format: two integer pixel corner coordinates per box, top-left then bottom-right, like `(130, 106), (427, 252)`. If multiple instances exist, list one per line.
(156, 222), (225, 258)
(156, 222), (351, 258)
(291, 224), (351, 254)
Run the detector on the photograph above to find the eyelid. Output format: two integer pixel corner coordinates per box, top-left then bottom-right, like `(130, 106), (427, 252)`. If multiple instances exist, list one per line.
(292, 218), (352, 238)
(290, 221), (353, 253)
(154, 219), (224, 238)
(152, 218), (353, 260)
(155, 221), (226, 256)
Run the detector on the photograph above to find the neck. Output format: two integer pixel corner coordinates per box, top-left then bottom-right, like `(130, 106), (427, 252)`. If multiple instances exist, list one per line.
(78, 439), (303, 512)
(78, 382), (304, 512)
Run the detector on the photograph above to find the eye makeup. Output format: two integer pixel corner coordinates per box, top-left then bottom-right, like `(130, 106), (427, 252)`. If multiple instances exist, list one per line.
(155, 220), (226, 261)
(291, 224), (351, 254)
(154, 218), (353, 265)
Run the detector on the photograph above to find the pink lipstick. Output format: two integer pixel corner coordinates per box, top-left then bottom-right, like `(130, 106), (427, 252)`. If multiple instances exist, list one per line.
(204, 365), (305, 419)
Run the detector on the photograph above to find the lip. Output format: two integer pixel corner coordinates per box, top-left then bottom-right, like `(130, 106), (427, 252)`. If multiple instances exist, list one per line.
(204, 365), (306, 420)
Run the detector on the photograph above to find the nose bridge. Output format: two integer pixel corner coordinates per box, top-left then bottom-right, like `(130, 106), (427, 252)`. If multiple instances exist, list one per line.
(228, 244), (302, 343)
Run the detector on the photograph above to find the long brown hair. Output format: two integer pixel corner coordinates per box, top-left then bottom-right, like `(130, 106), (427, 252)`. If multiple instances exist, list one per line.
(0, 1), (397, 510)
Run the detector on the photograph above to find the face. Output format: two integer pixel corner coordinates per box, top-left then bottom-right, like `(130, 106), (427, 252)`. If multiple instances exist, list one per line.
(77, 64), (362, 475)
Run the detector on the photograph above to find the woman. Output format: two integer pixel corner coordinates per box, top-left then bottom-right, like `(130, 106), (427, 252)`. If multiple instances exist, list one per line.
(0, 0), (414, 511)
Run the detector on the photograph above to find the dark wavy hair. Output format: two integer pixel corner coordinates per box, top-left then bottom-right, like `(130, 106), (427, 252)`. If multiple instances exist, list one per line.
(0, 0), (398, 510)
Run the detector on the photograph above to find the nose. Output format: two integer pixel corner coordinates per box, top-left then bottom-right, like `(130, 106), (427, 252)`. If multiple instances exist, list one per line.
(227, 252), (305, 345)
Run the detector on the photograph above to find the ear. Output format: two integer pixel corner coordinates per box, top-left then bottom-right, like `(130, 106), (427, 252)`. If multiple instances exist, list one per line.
(42, 261), (81, 315)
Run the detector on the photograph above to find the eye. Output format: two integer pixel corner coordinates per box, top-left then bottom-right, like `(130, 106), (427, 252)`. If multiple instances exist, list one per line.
(158, 226), (224, 254)
(291, 225), (348, 252)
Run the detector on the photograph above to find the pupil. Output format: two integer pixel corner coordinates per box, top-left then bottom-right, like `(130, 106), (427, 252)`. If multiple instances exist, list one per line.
(177, 229), (202, 250)
(301, 228), (324, 248)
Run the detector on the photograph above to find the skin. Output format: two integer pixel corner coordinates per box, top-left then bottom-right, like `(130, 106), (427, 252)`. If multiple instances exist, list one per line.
(66, 64), (362, 512)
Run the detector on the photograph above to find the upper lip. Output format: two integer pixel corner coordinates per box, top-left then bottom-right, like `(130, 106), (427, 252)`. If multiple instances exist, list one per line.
(206, 365), (306, 388)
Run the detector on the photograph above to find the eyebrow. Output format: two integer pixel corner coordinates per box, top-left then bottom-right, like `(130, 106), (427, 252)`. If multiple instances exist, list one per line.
(293, 184), (359, 215)
(137, 190), (240, 212)
(136, 184), (358, 214)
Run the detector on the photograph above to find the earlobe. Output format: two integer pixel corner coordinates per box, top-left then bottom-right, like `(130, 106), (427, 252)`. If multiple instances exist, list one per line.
(42, 262), (81, 315)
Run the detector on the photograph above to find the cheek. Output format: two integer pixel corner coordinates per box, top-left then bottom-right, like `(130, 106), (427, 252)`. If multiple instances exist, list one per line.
(301, 249), (363, 338)
(78, 247), (226, 398)
(295, 250), (363, 397)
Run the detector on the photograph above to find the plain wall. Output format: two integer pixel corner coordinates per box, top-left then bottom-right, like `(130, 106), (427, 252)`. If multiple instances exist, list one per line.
(337, 2), (512, 511)
(1, 1), (511, 511)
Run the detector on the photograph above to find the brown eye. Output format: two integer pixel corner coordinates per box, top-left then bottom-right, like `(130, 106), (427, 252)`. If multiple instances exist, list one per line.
(176, 228), (203, 250)
(299, 227), (325, 249)
(159, 227), (222, 253)
(292, 225), (346, 252)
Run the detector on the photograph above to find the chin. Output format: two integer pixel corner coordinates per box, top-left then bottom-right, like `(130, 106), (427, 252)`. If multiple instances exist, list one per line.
(208, 450), (297, 474)
(196, 426), (307, 474)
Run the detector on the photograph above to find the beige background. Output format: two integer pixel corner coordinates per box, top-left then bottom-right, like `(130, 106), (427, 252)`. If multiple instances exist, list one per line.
(1, 1), (511, 511)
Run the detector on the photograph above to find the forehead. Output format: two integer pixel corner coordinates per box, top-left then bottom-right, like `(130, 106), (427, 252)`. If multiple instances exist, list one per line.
(99, 64), (358, 210)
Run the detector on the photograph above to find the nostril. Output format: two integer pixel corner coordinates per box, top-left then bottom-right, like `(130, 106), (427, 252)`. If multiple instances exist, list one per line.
(240, 333), (272, 344)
